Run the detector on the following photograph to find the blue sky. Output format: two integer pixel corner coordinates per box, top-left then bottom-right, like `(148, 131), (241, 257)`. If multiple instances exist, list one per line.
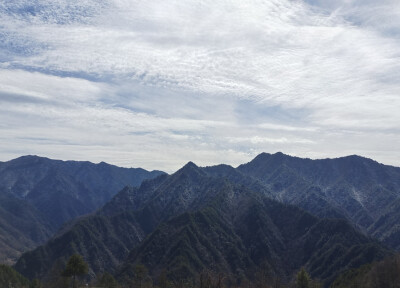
(0, 0), (399, 172)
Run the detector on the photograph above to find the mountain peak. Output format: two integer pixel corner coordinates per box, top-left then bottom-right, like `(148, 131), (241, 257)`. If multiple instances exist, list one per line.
(340, 154), (368, 161)
(7, 155), (53, 167)
(173, 161), (207, 181)
(14, 155), (47, 161)
(182, 161), (199, 169)
(244, 151), (291, 165)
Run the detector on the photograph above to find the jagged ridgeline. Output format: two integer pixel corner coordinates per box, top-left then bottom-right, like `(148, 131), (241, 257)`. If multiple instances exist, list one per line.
(15, 159), (392, 286)
(0, 155), (164, 264)
(236, 153), (400, 250)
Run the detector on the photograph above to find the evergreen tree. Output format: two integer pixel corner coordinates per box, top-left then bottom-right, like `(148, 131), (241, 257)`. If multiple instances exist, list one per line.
(296, 268), (310, 288)
(62, 254), (88, 288)
(30, 279), (43, 288)
(0, 264), (30, 288)
(97, 272), (119, 288)
(134, 264), (149, 288)
(158, 269), (168, 288)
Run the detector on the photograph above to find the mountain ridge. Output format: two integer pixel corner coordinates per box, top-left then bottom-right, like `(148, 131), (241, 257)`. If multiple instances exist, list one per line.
(236, 152), (400, 249)
(0, 155), (165, 263)
(14, 157), (392, 287)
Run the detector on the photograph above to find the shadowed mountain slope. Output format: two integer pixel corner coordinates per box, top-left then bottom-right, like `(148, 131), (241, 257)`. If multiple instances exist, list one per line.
(117, 181), (388, 286)
(237, 152), (400, 249)
(330, 254), (400, 288)
(0, 193), (52, 265)
(0, 155), (164, 263)
(15, 161), (390, 287)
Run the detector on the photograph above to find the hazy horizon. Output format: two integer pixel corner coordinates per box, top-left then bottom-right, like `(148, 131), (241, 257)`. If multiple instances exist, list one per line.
(2, 151), (398, 174)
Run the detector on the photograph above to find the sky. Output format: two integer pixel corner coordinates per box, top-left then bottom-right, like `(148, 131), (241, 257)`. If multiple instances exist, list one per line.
(0, 0), (399, 172)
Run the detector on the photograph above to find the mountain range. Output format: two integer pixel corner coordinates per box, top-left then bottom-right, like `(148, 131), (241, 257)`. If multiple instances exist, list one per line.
(237, 152), (400, 249)
(14, 153), (400, 286)
(0, 155), (164, 264)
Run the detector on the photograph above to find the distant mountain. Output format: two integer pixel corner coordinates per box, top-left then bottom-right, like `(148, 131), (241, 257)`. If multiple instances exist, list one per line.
(0, 155), (164, 263)
(15, 162), (390, 286)
(0, 193), (52, 265)
(237, 152), (400, 249)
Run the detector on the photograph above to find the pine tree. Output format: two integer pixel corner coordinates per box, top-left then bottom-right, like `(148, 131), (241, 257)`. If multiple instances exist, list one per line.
(97, 272), (119, 288)
(296, 267), (310, 288)
(62, 254), (88, 288)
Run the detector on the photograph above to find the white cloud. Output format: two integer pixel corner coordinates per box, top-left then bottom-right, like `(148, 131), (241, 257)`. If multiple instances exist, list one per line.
(0, 0), (399, 171)
(0, 69), (107, 102)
